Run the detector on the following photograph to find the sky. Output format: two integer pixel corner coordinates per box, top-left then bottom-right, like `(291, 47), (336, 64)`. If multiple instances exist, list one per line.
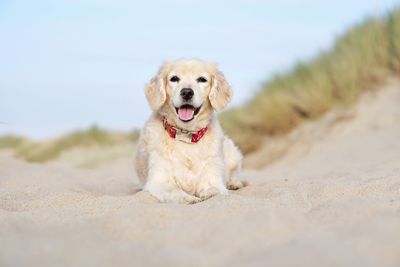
(0, 0), (399, 139)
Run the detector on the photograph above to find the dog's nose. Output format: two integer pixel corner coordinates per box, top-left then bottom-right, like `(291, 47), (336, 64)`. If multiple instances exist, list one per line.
(180, 88), (194, 101)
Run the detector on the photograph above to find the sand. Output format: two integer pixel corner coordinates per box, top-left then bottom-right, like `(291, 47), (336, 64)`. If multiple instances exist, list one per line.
(1, 80), (400, 267)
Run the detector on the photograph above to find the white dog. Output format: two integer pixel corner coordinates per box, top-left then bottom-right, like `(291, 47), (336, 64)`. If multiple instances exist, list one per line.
(135, 59), (246, 204)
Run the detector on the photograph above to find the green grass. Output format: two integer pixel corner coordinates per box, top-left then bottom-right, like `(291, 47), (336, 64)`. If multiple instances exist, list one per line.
(0, 125), (139, 163)
(220, 9), (400, 154)
(0, 135), (27, 149)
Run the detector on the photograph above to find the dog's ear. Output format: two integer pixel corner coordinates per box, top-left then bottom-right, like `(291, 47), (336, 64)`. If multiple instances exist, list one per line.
(209, 70), (232, 112)
(144, 63), (168, 111)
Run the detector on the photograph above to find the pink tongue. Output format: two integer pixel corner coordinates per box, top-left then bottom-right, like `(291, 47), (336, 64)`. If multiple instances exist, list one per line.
(178, 107), (195, 121)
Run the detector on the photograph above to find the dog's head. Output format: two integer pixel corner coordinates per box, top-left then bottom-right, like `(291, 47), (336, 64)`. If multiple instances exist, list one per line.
(144, 59), (232, 129)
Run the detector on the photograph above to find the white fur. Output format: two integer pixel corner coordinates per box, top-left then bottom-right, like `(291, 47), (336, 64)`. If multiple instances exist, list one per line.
(135, 59), (245, 204)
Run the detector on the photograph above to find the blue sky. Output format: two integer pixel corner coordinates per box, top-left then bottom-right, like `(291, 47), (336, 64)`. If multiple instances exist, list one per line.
(0, 0), (398, 138)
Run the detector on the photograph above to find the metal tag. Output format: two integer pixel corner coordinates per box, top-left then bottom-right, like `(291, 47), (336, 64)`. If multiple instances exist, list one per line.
(175, 132), (193, 143)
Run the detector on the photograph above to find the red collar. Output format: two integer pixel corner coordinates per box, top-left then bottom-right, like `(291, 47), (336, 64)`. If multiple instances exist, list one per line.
(162, 117), (208, 143)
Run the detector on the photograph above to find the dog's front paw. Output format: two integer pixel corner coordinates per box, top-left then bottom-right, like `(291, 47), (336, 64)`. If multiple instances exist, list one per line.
(152, 190), (201, 204)
(178, 194), (202, 204)
(197, 186), (228, 201)
(227, 180), (249, 190)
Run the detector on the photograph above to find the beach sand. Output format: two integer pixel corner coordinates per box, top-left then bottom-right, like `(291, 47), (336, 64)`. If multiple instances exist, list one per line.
(1, 80), (400, 267)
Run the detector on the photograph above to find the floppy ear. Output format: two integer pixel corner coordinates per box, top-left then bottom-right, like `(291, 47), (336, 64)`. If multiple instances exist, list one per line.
(144, 65), (167, 111)
(209, 70), (232, 112)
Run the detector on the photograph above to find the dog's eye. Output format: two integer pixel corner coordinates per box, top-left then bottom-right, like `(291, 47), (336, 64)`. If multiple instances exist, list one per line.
(197, 77), (207, 83)
(169, 76), (180, 82)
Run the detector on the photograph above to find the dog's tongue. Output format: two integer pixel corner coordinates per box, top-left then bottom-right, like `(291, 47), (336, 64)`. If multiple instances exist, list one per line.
(178, 106), (195, 121)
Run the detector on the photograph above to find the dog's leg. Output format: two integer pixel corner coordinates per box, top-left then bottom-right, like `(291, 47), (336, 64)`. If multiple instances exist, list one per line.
(196, 159), (228, 201)
(143, 154), (201, 204)
(223, 137), (248, 190)
(134, 137), (149, 186)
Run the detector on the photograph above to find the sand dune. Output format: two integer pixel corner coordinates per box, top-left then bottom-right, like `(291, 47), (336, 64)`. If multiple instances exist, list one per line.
(1, 80), (400, 267)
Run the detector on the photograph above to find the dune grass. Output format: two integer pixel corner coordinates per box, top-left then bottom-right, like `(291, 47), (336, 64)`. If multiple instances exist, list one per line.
(220, 9), (400, 154)
(0, 126), (139, 163)
(0, 135), (27, 149)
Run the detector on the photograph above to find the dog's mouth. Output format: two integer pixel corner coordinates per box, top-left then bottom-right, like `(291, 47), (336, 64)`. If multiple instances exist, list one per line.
(175, 104), (202, 122)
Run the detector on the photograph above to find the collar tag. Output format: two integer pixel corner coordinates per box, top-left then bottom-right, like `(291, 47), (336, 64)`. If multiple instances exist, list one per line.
(175, 131), (193, 143)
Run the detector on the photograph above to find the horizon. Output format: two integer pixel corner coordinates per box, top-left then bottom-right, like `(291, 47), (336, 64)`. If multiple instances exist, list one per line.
(1, 0), (399, 139)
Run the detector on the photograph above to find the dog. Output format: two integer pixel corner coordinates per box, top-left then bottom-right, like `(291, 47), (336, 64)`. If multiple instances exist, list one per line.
(135, 59), (246, 204)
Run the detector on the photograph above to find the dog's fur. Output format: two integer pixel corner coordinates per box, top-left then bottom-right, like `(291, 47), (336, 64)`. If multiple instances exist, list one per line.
(135, 59), (246, 204)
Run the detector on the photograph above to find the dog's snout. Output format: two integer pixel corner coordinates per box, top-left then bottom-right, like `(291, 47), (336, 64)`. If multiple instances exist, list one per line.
(180, 88), (194, 101)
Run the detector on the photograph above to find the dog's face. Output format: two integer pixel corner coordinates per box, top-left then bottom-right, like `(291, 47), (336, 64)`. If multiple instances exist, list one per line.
(144, 60), (232, 128)
(167, 62), (211, 122)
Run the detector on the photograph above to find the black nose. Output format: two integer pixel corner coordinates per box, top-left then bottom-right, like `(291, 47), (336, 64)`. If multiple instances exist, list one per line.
(180, 88), (194, 101)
